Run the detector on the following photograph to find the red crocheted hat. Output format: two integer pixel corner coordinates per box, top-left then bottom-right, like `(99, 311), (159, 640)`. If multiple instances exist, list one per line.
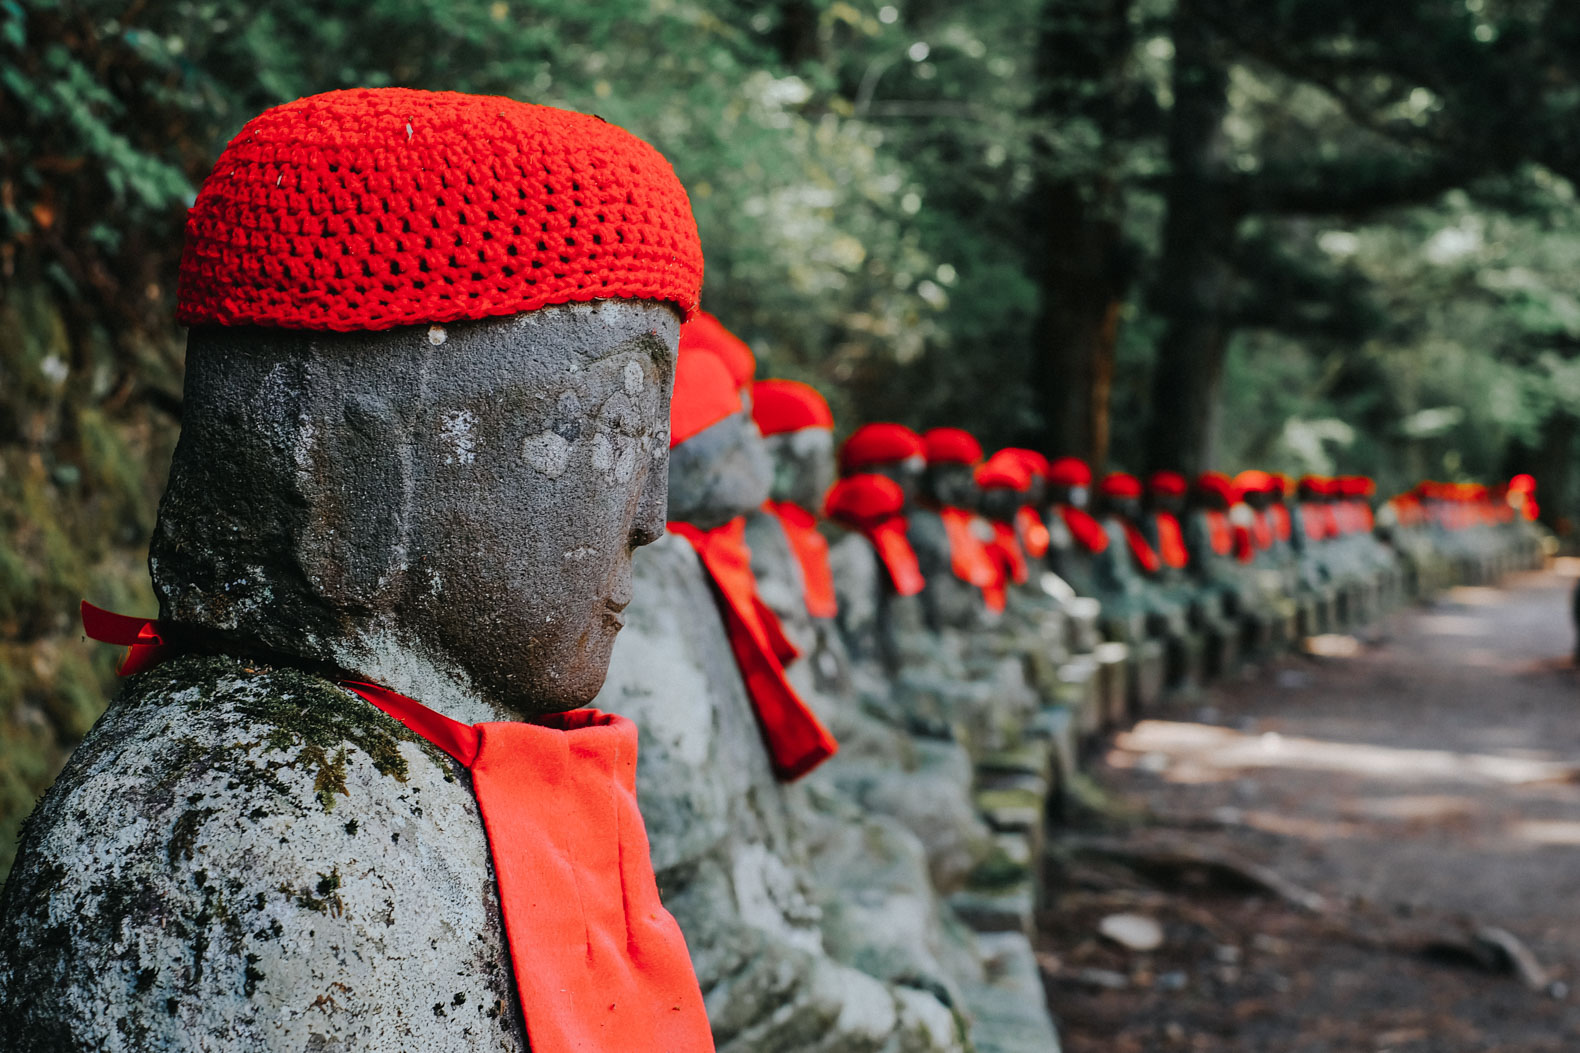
(997, 447), (1051, 479)
(1195, 471), (1242, 505)
(975, 452), (1032, 491)
(751, 379), (833, 436)
(1046, 456), (1092, 489)
(922, 427), (983, 466)
(670, 342), (741, 448)
(1233, 470), (1275, 495)
(825, 474), (905, 525)
(1148, 470), (1189, 498)
(839, 423), (925, 475)
(1098, 472), (1143, 500)
(177, 88), (703, 332)
(1508, 473), (1536, 493)
(680, 310), (755, 389)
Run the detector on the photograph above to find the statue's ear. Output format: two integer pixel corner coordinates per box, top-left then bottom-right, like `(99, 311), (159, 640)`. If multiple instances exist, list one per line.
(295, 390), (409, 611)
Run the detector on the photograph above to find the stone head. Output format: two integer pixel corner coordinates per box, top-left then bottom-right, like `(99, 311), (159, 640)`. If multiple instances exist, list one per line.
(839, 423), (925, 508)
(752, 379), (837, 512)
(918, 427), (983, 510)
(1096, 472), (1144, 520)
(975, 453), (1032, 523)
(1046, 457), (1093, 509)
(1146, 471), (1189, 516)
(667, 343), (773, 529)
(150, 88), (702, 717)
(1191, 472), (1237, 512)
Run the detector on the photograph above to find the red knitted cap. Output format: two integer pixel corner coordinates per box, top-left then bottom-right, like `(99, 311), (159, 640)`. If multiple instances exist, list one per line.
(1098, 472), (1143, 500)
(996, 448), (1051, 479)
(975, 452), (1032, 491)
(1148, 470), (1189, 498)
(922, 427), (983, 466)
(681, 310), (755, 390)
(1046, 456), (1092, 488)
(839, 423), (925, 475)
(825, 474), (905, 524)
(670, 343), (741, 448)
(1195, 471), (1242, 505)
(177, 88), (703, 332)
(1233, 470), (1274, 494)
(1508, 473), (1536, 492)
(1299, 475), (1333, 497)
(751, 379), (833, 436)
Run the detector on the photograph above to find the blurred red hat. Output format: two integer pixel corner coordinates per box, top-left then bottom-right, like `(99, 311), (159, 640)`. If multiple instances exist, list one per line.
(1195, 471), (1242, 505)
(1233, 470), (1274, 494)
(975, 451), (1033, 491)
(839, 423), (925, 474)
(1508, 473), (1536, 493)
(670, 342), (742, 447)
(922, 427), (984, 466)
(1099, 472), (1144, 500)
(1148, 470), (1189, 498)
(1047, 456), (1092, 489)
(998, 447), (1052, 479)
(751, 379), (833, 436)
(680, 309), (755, 390)
(825, 473), (905, 523)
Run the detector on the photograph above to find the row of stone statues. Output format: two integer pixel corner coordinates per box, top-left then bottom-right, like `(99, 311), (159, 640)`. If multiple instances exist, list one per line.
(0, 88), (1546, 1052)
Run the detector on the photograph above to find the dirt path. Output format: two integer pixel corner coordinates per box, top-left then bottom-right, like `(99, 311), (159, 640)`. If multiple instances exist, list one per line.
(1038, 562), (1580, 1052)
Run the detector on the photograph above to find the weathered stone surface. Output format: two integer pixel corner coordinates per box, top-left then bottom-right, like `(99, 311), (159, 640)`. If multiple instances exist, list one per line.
(0, 655), (528, 1052)
(596, 533), (968, 1053)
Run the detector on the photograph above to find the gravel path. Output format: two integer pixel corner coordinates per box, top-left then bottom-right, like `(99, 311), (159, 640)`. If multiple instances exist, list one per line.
(1039, 562), (1580, 1052)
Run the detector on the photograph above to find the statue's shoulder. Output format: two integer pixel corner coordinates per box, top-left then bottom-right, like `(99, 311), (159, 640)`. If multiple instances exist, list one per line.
(0, 654), (527, 1052)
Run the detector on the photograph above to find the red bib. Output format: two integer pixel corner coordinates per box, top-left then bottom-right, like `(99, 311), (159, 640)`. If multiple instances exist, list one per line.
(939, 507), (1000, 590)
(1153, 512), (1189, 569)
(1121, 520), (1161, 573)
(765, 501), (838, 620)
(1250, 509), (1273, 550)
(1015, 506), (1051, 559)
(669, 518), (838, 781)
(825, 476), (926, 597)
(1058, 505), (1111, 554)
(80, 603), (714, 1053)
(1203, 509), (1234, 556)
(988, 521), (1030, 586)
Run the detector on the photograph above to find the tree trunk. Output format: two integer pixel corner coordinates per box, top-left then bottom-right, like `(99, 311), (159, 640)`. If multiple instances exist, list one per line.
(1028, 0), (1133, 465)
(1143, 0), (1237, 476)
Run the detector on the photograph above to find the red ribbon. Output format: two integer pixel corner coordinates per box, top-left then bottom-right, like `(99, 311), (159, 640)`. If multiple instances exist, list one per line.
(1268, 504), (1293, 543)
(765, 501), (838, 620)
(1152, 512), (1189, 569)
(80, 601), (173, 677)
(1203, 509), (1235, 556)
(669, 518), (838, 781)
(1250, 509), (1274, 551)
(1058, 505), (1111, 554)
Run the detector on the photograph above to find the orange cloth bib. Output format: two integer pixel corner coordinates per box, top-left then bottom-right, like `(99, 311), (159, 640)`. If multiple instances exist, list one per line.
(669, 518), (838, 781)
(1152, 512), (1189, 569)
(765, 500), (839, 620)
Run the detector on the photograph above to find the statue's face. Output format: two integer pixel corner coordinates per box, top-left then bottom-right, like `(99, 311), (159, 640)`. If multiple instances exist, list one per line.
(923, 462), (977, 508)
(764, 428), (836, 510)
(401, 303), (676, 711)
(980, 487), (1020, 522)
(1244, 490), (1271, 511)
(667, 409), (774, 530)
(155, 301), (677, 716)
(1150, 493), (1185, 516)
(863, 456), (925, 507)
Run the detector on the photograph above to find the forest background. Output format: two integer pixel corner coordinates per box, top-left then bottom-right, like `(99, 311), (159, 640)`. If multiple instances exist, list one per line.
(3, 0), (1578, 876)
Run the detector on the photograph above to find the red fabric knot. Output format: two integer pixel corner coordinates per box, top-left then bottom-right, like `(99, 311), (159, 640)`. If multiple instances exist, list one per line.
(1015, 506), (1050, 559)
(986, 521), (1029, 587)
(80, 601), (172, 677)
(668, 517), (837, 781)
(838, 423), (924, 475)
(765, 500), (838, 619)
(824, 475), (925, 596)
(938, 507), (1002, 600)
(1203, 509), (1235, 556)
(752, 380), (833, 436)
(178, 89), (703, 331)
(681, 310), (755, 390)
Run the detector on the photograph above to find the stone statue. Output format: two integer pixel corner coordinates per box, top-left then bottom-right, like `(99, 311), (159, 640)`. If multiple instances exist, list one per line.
(0, 89), (713, 1051)
(596, 340), (964, 1053)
